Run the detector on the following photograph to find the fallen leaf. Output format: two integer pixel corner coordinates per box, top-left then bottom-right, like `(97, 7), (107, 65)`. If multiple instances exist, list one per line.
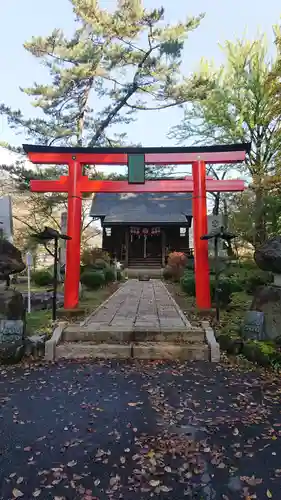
(233, 428), (239, 436)
(12, 489), (24, 499)
(16, 477), (24, 484)
(146, 450), (155, 458)
(164, 466), (172, 473)
(149, 480), (160, 487)
(109, 476), (119, 486)
(67, 461), (77, 468)
(94, 479), (100, 486)
(160, 485), (173, 492)
(120, 456), (126, 464)
(241, 476), (263, 486)
(267, 490), (273, 498)
(33, 490), (41, 497)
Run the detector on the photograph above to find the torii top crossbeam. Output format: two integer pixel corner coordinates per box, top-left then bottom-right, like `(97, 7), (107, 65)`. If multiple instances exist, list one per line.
(24, 143), (250, 311)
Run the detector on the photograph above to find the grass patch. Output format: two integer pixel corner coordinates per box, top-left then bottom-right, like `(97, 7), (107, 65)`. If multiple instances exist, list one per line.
(26, 309), (53, 336)
(25, 284), (118, 336)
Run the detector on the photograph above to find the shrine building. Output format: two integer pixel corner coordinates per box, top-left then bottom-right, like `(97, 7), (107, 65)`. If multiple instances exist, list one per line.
(90, 191), (193, 268)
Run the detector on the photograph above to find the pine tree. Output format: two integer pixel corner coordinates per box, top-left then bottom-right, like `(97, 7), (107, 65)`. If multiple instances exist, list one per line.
(1, 0), (206, 148)
(0, 0), (209, 245)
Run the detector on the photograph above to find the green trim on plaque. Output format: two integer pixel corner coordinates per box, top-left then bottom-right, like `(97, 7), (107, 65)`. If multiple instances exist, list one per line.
(128, 154), (145, 184)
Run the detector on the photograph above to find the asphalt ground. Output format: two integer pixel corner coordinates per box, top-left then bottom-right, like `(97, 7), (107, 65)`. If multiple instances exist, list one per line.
(0, 360), (280, 499)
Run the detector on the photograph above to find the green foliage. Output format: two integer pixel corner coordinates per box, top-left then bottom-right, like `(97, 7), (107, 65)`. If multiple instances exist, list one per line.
(81, 248), (110, 267)
(180, 272), (196, 296)
(170, 33), (281, 247)
(229, 291), (252, 311)
(32, 270), (53, 287)
(217, 334), (243, 355)
(185, 258), (195, 271)
(80, 270), (105, 289)
(225, 266), (272, 293)
(1, 2), (207, 151)
(180, 271), (244, 305)
(103, 266), (116, 283)
(242, 341), (281, 366)
(93, 258), (109, 270)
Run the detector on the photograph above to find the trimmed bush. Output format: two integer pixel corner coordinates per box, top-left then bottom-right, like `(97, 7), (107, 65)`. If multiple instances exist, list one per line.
(80, 270), (105, 289)
(103, 266), (116, 283)
(180, 272), (243, 305)
(167, 251), (187, 281)
(81, 248), (110, 266)
(185, 258), (195, 271)
(180, 272), (196, 296)
(32, 270), (53, 287)
(93, 258), (108, 269)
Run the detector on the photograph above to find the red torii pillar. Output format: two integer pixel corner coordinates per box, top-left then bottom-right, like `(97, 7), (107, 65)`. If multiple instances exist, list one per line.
(24, 144), (248, 311)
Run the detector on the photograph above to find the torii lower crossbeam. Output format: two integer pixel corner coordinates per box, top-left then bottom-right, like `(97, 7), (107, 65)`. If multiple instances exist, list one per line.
(24, 144), (248, 311)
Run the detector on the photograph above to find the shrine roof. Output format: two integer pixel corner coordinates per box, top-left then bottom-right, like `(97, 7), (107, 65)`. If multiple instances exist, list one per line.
(90, 192), (192, 225)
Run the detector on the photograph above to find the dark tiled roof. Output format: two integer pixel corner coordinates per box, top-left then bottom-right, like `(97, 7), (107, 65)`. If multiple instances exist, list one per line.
(90, 193), (192, 224)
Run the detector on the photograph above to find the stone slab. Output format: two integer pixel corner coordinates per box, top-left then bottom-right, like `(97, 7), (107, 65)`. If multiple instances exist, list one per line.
(133, 343), (209, 361)
(83, 279), (192, 331)
(63, 326), (204, 344)
(56, 343), (132, 360)
(202, 321), (220, 363)
(45, 322), (67, 361)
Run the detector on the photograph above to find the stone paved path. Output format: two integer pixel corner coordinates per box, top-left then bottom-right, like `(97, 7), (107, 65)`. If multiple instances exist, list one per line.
(0, 361), (280, 499)
(84, 279), (191, 330)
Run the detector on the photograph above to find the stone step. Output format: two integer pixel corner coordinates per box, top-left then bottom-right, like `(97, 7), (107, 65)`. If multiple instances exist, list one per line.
(55, 342), (208, 361)
(63, 325), (205, 343)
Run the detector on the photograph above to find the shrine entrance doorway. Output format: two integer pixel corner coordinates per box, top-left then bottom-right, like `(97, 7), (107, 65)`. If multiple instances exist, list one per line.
(129, 227), (162, 262)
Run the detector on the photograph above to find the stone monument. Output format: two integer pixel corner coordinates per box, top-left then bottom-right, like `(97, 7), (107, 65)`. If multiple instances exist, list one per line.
(0, 238), (26, 363)
(251, 236), (281, 340)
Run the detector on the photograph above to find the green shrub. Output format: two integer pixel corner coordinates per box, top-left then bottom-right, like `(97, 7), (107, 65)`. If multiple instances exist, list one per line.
(229, 291), (252, 311)
(225, 264), (272, 293)
(185, 258), (195, 271)
(81, 248), (110, 266)
(180, 272), (196, 296)
(32, 270), (53, 287)
(217, 334), (243, 355)
(116, 270), (124, 281)
(103, 266), (116, 283)
(93, 258), (108, 269)
(80, 270), (105, 289)
(180, 271), (243, 305)
(245, 270), (272, 293)
(242, 341), (278, 366)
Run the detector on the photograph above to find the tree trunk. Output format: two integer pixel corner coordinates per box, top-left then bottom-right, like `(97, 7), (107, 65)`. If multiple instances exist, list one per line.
(253, 188), (267, 248)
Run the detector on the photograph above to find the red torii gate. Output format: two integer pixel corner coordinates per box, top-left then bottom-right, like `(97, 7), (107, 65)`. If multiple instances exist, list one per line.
(23, 143), (249, 311)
